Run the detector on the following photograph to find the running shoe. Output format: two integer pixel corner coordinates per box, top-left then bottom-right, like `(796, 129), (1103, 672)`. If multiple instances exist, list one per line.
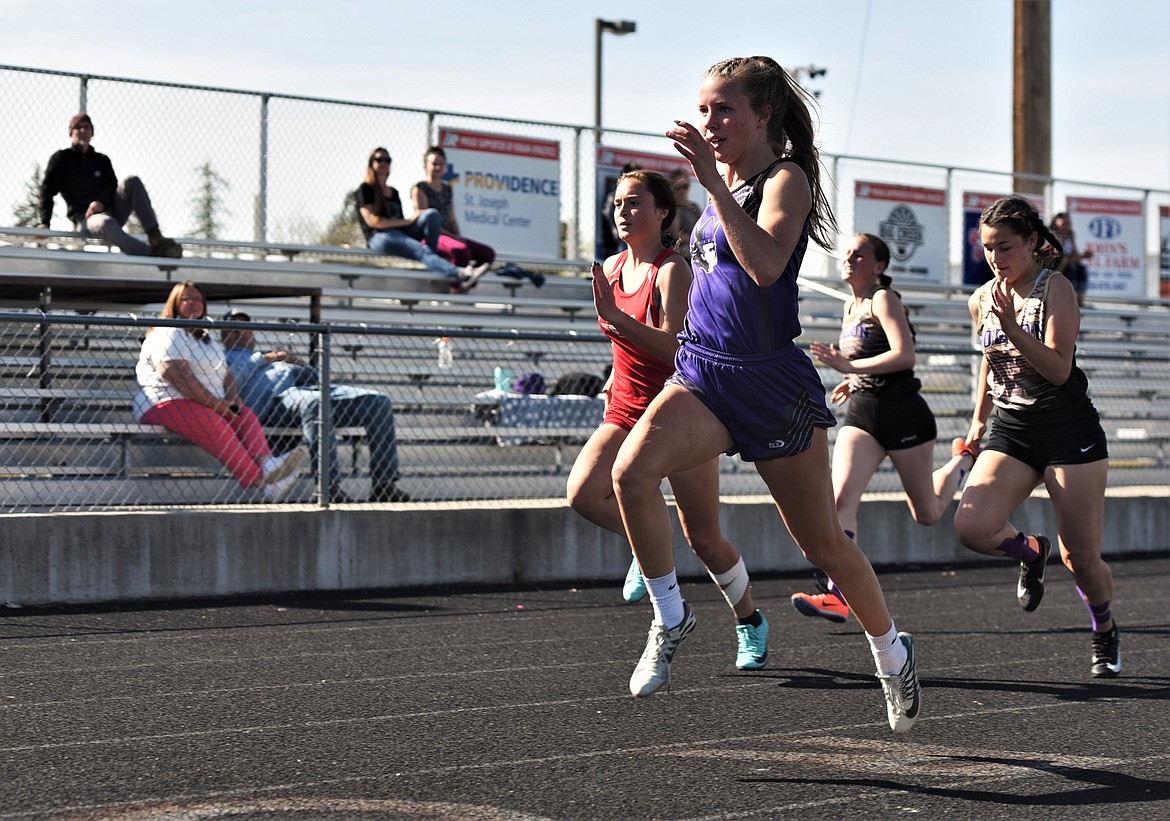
(261, 449), (305, 485)
(622, 557), (647, 603)
(1017, 534), (1053, 612)
(328, 484), (357, 504)
(262, 471), (299, 503)
(951, 437), (980, 460)
(456, 262), (491, 293)
(370, 483), (412, 503)
(877, 632), (922, 734)
(1091, 623), (1121, 678)
(951, 438), (979, 487)
(791, 590), (850, 623)
(735, 612), (769, 670)
(629, 602), (697, 697)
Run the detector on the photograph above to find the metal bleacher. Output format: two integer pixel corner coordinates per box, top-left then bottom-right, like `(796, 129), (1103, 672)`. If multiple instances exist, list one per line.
(0, 227), (1167, 510)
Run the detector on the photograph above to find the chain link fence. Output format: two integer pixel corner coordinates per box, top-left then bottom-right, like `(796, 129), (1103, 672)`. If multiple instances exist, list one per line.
(0, 65), (1166, 514)
(3, 64), (1168, 287)
(1, 309), (1165, 514)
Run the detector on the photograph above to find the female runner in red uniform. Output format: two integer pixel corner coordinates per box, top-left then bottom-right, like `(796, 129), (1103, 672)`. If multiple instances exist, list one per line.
(566, 169), (769, 673)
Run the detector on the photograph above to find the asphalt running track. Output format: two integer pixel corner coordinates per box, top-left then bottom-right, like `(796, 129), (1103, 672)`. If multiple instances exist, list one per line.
(1, 555), (1167, 820)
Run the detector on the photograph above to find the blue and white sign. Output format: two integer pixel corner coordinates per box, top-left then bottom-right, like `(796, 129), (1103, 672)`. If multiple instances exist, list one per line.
(595, 146), (697, 261)
(1069, 197), (1145, 298)
(438, 128), (562, 259)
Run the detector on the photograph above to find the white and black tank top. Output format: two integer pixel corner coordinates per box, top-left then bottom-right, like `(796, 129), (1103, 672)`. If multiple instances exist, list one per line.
(839, 287), (920, 396)
(975, 269), (1089, 412)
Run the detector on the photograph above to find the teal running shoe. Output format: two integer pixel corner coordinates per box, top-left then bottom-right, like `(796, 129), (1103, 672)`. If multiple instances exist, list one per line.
(735, 611), (769, 670)
(622, 556), (647, 603)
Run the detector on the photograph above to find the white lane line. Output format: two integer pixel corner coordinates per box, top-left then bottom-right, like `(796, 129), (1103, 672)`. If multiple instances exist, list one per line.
(0, 684), (1158, 754)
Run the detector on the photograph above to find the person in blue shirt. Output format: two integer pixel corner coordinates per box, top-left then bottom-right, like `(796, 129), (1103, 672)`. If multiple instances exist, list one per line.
(221, 311), (410, 503)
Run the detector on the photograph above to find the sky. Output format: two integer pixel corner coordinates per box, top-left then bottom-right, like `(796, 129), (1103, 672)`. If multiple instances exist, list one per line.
(4, 0), (1168, 192)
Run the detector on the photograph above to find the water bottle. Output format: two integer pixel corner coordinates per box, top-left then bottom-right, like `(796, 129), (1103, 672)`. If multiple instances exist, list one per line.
(494, 366), (514, 392)
(436, 336), (454, 368)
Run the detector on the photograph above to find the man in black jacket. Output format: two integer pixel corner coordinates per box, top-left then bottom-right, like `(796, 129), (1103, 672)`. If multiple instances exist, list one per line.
(37, 112), (181, 257)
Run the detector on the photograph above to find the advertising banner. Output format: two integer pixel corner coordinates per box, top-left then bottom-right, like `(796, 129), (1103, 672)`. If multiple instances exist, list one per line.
(595, 146), (697, 260)
(960, 192), (1046, 287)
(854, 182), (947, 284)
(437, 128), (561, 259)
(1161, 205), (1170, 298)
(1067, 197), (1145, 298)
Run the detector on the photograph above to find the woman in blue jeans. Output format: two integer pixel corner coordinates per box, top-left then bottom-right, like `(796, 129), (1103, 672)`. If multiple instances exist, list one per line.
(356, 147), (489, 293)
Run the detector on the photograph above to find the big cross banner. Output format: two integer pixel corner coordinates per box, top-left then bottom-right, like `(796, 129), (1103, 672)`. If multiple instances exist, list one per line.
(437, 128), (561, 259)
(854, 182), (947, 284)
(595, 146), (696, 260)
(961, 192), (1046, 286)
(1068, 196), (1145, 298)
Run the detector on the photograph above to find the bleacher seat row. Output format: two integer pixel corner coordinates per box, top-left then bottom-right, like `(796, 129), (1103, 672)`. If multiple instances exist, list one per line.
(0, 226), (1166, 509)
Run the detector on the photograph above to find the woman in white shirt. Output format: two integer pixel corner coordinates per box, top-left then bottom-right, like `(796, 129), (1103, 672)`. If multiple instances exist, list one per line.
(133, 281), (303, 500)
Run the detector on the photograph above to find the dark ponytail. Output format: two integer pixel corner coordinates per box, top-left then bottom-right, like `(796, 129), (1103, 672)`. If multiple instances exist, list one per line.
(980, 197), (1064, 268)
(857, 232), (893, 286)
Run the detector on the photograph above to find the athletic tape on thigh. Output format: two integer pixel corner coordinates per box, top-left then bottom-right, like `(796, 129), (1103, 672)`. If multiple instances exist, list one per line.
(709, 556), (748, 608)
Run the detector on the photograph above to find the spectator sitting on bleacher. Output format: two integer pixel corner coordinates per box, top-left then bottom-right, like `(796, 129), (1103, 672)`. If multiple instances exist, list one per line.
(356, 147), (488, 294)
(668, 167), (702, 262)
(37, 112), (182, 258)
(132, 281), (305, 501)
(1050, 212), (1092, 308)
(411, 145), (496, 269)
(221, 311), (411, 504)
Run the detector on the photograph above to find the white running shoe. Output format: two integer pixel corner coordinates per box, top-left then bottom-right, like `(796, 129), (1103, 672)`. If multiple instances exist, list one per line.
(261, 449), (305, 485)
(629, 602), (697, 697)
(878, 632), (922, 733)
(457, 262), (491, 293)
(262, 472), (299, 503)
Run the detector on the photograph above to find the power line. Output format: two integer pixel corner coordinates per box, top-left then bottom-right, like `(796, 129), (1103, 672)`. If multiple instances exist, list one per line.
(844, 0), (873, 155)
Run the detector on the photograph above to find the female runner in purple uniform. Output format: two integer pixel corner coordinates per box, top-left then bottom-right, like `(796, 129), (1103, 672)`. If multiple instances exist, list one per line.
(612, 56), (920, 733)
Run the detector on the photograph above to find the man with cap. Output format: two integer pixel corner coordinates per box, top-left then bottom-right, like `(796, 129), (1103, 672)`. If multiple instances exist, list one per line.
(37, 112), (182, 257)
(221, 311), (411, 503)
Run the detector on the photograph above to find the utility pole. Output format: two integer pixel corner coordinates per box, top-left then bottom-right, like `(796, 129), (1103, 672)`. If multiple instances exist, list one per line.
(1013, 0), (1051, 195)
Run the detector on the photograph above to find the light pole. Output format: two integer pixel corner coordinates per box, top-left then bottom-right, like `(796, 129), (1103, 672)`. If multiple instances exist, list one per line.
(594, 18), (636, 142)
(787, 64), (827, 98)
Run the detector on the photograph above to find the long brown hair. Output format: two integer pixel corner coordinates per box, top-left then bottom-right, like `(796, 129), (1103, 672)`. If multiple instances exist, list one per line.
(615, 169), (677, 249)
(363, 146), (391, 214)
(154, 280), (209, 341)
(704, 56), (839, 252)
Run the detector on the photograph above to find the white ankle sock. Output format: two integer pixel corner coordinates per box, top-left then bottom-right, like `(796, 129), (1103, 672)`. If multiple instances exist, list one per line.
(867, 623), (906, 676)
(645, 570), (684, 628)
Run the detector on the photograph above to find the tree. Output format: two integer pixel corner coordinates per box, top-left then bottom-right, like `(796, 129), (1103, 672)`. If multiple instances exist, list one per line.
(317, 192), (364, 247)
(270, 213), (322, 245)
(188, 161), (230, 238)
(12, 164), (42, 227)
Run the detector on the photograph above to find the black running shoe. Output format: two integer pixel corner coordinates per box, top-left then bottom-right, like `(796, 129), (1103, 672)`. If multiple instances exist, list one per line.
(1017, 534), (1052, 612)
(1091, 623), (1121, 678)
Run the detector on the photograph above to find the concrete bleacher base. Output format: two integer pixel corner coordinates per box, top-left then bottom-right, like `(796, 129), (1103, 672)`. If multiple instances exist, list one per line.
(1, 487), (1165, 607)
